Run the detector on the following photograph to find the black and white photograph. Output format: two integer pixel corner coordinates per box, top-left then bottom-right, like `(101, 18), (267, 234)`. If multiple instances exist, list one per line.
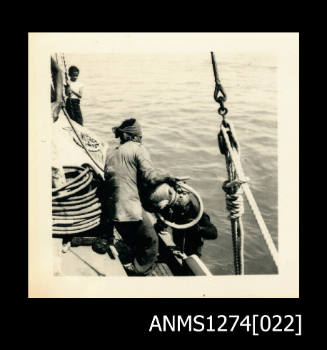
(28, 33), (299, 298)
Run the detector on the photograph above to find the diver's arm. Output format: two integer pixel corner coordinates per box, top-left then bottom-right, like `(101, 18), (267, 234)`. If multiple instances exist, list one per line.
(198, 212), (218, 239)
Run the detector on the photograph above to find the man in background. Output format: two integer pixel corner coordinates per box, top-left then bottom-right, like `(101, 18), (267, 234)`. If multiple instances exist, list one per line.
(65, 66), (84, 125)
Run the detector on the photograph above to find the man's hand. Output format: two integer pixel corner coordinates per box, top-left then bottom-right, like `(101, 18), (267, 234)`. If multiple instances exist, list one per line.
(166, 176), (177, 187)
(166, 176), (191, 187)
(154, 219), (168, 233)
(175, 176), (191, 182)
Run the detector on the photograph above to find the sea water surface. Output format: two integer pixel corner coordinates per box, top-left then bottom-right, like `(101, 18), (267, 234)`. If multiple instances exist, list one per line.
(65, 53), (278, 275)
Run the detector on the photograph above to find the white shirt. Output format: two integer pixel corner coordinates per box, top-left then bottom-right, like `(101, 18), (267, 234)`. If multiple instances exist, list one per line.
(68, 80), (83, 100)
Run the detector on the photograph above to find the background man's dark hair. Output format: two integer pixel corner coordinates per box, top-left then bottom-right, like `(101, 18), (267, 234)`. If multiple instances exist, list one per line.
(68, 66), (79, 76)
(120, 118), (136, 129)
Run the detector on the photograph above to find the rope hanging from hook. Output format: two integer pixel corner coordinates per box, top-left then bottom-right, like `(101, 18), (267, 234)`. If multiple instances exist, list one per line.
(211, 51), (278, 273)
(211, 51), (246, 275)
(220, 126), (246, 275)
(221, 137), (246, 275)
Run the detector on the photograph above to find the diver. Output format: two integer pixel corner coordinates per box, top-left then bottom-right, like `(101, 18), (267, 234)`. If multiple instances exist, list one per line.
(65, 65), (84, 126)
(147, 183), (218, 257)
(102, 118), (178, 276)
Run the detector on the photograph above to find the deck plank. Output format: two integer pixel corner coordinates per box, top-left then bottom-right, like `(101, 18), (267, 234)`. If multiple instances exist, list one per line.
(149, 262), (173, 276)
(54, 239), (127, 276)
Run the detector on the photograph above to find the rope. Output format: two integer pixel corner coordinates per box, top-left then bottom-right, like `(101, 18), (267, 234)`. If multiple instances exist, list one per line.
(222, 180), (245, 220)
(64, 187), (98, 201)
(55, 216), (100, 227)
(220, 123), (278, 269)
(59, 53), (105, 174)
(52, 197), (99, 211)
(67, 248), (106, 276)
(52, 169), (93, 200)
(52, 166), (102, 235)
(61, 53), (69, 89)
(223, 182), (245, 275)
(62, 106), (105, 174)
(52, 219), (101, 233)
(52, 202), (101, 217)
(221, 150), (245, 275)
(52, 166), (88, 194)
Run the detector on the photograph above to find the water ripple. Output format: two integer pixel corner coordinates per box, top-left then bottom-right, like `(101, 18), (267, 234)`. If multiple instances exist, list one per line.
(68, 52), (278, 275)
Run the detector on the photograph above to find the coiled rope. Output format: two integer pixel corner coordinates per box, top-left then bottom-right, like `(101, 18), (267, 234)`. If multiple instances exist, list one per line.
(52, 166), (102, 235)
(61, 107), (105, 173)
(51, 54), (106, 236)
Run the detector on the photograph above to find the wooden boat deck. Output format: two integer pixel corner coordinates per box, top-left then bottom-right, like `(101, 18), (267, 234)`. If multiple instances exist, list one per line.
(53, 238), (126, 276)
(52, 215), (211, 277)
(51, 117), (196, 277)
(53, 231), (176, 277)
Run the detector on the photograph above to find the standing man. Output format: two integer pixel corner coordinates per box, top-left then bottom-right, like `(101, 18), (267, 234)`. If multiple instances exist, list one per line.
(103, 118), (177, 275)
(65, 65), (84, 125)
